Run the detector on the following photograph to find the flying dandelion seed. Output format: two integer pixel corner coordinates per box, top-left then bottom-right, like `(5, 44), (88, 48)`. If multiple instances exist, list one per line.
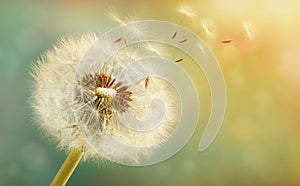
(221, 20), (255, 44)
(107, 8), (126, 25)
(177, 4), (196, 24)
(177, 4), (196, 18)
(199, 19), (216, 39)
(241, 20), (254, 40)
(107, 8), (137, 26)
(143, 43), (172, 58)
(123, 10), (138, 24)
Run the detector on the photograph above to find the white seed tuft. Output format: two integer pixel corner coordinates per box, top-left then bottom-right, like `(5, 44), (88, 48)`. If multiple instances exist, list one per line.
(30, 32), (181, 165)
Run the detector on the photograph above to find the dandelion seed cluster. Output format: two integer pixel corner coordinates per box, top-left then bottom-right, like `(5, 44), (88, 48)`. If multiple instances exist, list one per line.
(31, 31), (181, 164)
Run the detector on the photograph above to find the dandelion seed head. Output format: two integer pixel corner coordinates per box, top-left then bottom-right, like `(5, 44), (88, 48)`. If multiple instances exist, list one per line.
(31, 31), (180, 164)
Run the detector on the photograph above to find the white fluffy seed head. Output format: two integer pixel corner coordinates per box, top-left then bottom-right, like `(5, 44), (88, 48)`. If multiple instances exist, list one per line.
(30, 32), (181, 164)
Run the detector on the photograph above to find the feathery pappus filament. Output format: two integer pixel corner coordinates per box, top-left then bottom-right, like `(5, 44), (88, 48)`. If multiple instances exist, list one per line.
(176, 3), (196, 25)
(177, 4), (196, 18)
(198, 19), (217, 39)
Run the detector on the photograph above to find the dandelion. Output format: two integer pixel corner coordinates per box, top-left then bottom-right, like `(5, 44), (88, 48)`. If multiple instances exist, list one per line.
(30, 32), (180, 185)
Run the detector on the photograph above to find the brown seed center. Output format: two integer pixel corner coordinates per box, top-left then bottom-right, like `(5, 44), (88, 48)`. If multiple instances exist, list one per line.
(75, 70), (132, 130)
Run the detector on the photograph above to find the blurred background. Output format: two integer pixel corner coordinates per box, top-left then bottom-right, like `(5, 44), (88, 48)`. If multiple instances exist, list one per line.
(1, 0), (300, 185)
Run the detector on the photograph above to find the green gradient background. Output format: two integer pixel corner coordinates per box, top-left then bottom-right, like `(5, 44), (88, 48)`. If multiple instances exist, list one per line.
(1, 0), (300, 185)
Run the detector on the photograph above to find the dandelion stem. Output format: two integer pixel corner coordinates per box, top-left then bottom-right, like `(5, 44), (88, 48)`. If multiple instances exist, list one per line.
(50, 148), (84, 186)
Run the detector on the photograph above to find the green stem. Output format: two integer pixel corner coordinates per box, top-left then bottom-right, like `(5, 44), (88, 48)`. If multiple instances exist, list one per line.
(50, 148), (84, 186)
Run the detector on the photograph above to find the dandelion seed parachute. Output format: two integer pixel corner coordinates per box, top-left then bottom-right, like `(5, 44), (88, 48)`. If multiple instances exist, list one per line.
(200, 19), (217, 39)
(241, 20), (255, 40)
(177, 4), (196, 18)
